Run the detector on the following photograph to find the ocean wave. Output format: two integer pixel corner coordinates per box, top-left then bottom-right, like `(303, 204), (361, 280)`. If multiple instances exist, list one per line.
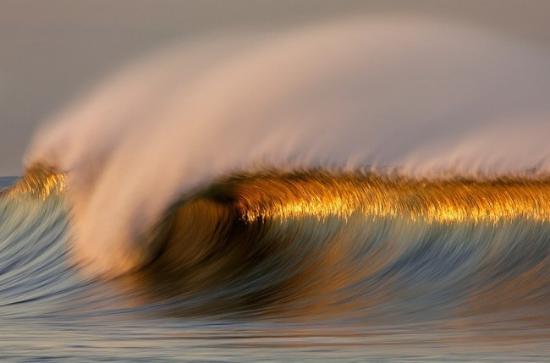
(1, 165), (548, 322)
(2, 14), (550, 361)
(23, 17), (550, 277)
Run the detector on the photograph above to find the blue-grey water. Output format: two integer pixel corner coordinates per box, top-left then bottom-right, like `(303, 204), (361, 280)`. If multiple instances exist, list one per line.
(1, 176), (549, 362)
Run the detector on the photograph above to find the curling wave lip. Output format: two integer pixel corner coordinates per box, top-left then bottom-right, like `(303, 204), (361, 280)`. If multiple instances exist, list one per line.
(15, 165), (550, 225)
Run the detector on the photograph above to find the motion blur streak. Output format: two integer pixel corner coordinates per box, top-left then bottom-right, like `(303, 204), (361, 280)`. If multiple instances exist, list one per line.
(1, 15), (550, 362)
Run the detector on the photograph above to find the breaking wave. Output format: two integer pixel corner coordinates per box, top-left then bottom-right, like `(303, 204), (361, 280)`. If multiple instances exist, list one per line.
(23, 17), (550, 277)
(1, 17), (549, 336)
(1, 165), (549, 324)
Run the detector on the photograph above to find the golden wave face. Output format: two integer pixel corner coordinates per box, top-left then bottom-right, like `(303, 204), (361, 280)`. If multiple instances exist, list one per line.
(2, 164), (65, 200)
(129, 169), (550, 319)
(11, 165), (550, 225)
(222, 171), (550, 225)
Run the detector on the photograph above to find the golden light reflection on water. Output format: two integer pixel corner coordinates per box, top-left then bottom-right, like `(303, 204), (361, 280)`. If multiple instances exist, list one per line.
(4, 164), (65, 200)
(230, 172), (550, 225)
(12, 165), (550, 227)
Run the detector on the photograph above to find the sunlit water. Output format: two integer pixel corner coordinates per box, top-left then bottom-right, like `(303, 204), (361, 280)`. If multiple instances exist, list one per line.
(1, 176), (549, 362)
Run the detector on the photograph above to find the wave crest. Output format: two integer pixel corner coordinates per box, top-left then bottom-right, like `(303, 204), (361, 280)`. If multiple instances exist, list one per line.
(23, 17), (550, 276)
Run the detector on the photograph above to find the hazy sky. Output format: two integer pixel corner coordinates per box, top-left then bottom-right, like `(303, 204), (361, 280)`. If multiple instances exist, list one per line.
(1, 0), (550, 175)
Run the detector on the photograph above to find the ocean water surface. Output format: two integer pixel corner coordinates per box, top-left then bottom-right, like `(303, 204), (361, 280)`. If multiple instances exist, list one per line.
(2, 17), (550, 362)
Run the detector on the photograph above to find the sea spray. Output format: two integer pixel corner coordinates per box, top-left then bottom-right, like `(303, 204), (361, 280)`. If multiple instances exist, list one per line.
(24, 17), (550, 275)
